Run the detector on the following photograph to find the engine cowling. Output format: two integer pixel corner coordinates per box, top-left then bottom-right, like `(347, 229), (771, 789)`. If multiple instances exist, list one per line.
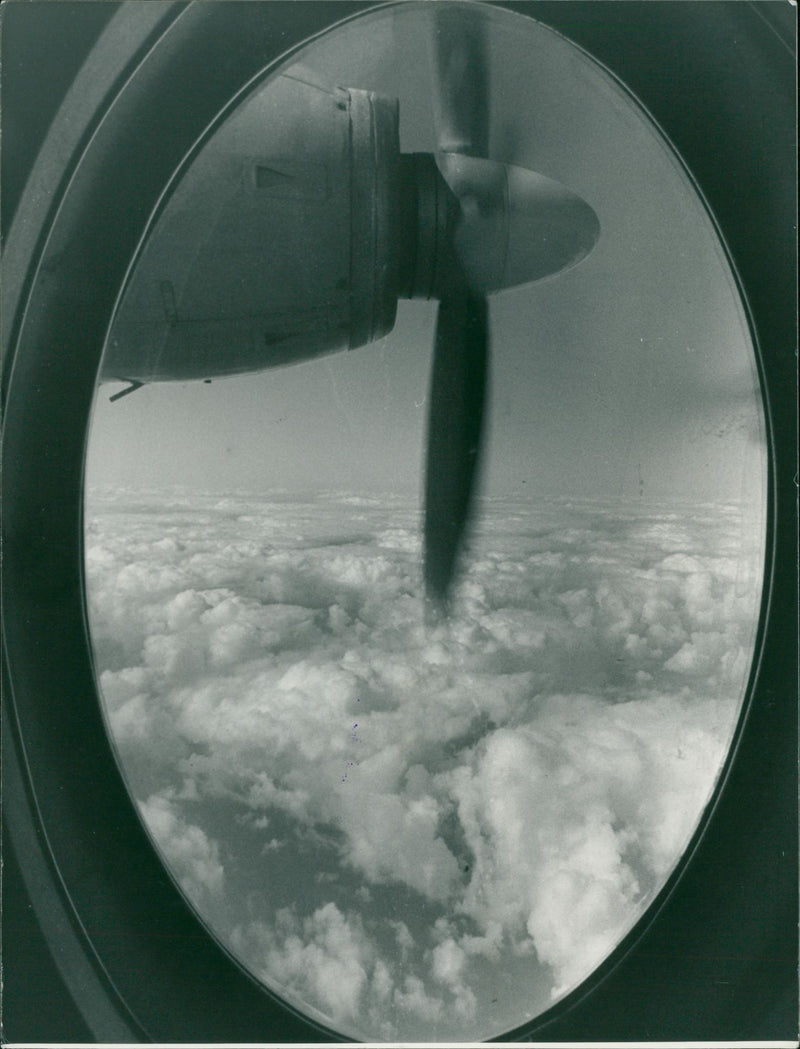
(102, 68), (403, 383)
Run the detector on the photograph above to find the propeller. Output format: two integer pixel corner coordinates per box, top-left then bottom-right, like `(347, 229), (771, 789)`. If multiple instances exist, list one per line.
(98, 5), (598, 622)
(418, 4), (600, 615)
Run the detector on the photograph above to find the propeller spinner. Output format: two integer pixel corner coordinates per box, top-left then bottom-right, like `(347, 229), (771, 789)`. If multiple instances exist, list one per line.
(101, 8), (599, 614)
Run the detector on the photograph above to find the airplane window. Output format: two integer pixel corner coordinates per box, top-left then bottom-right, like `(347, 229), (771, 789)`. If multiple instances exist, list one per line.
(83, 5), (767, 1041)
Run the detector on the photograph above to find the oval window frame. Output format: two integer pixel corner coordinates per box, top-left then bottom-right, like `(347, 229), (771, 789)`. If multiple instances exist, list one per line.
(2, 2), (796, 1042)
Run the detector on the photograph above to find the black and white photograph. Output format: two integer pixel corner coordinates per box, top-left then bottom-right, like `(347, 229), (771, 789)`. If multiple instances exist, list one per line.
(1, 2), (797, 1046)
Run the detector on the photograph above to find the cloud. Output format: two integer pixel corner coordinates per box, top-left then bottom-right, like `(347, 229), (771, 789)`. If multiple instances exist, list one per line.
(393, 974), (444, 1023)
(265, 903), (372, 1023)
(85, 486), (763, 1039)
(232, 903), (384, 1030)
(431, 938), (477, 1020)
(442, 687), (736, 995)
(334, 744), (461, 901)
(138, 793), (224, 904)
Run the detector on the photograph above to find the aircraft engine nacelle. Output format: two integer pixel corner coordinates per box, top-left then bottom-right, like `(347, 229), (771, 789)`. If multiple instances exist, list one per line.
(102, 69), (405, 384)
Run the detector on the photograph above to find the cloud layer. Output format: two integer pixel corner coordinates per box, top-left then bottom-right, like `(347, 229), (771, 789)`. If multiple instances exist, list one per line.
(86, 486), (762, 1039)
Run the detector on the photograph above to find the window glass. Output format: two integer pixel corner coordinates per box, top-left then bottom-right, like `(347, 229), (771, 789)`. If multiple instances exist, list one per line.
(85, 5), (767, 1040)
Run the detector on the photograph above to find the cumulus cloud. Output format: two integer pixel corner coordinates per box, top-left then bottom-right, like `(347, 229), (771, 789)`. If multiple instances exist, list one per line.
(248, 903), (373, 1023)
(138, 792), (224, 904)
(441, 687), (731, 996)
(393, 974), (444, 1023)
(431, 937), (477, 1020)
(85, 487), (763, 1040)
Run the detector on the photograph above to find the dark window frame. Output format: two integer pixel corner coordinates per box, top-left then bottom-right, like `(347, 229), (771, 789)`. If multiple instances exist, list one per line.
(2, 2), (796, 1042)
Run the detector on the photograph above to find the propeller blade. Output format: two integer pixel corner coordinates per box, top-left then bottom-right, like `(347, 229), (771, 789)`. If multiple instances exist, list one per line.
(424, 286), (489, 614)
(418, 4), (599, 619)
(431, 5), (489, 157)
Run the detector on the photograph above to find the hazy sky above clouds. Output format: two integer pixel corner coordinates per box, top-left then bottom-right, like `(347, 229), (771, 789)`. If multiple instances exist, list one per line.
(85, 4), (766, 511)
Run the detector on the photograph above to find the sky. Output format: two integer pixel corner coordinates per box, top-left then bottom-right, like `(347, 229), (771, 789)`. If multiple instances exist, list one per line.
(85, 486), (764, 1040)
(86, 4), (766, 510)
